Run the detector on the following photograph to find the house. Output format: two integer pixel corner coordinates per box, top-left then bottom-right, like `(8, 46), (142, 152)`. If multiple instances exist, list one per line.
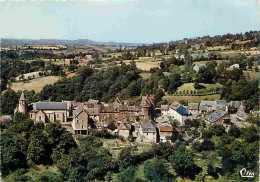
(188, 103), (199, 115)
(72, 106), (89, 135)
(140, 120), (157, 143)
(160, 105), (169, 116)
(169, 102), (190, 125)
(204, 110), (227, 123)
(159, 126), (173, 143)
(85, 55), (93, 59)
(228, 64), (239, 70)
(199, 105), (207, 113)
(200, 100), (227, 112)
(229, 101), (243, 110)
(236, 111), (248, 121)
(15, 71), (46, 81)
(118, 123), (131, 139)
(215, 100), (227, 111)
(193, 64), (207, 72)
(0, 115), (12, 125)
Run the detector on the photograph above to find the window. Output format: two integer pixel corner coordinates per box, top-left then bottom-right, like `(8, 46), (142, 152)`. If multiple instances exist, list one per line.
(39, 115), (42, 121)
(76, 119), (78, 123)
(57, 114), (60, 119)
(82, 125), (84, 129)
(30, 114), (33, 118)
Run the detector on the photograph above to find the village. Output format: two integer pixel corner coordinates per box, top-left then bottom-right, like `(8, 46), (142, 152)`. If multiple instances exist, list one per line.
(15, 91), (254, 145)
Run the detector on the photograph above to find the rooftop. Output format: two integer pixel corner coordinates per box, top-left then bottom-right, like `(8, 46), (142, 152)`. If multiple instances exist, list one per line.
(142, 120), (156, 133)
(33, 102), (67, 110)
(159, 126), (173, 132)
(176, 105), (189, 116)
(188, 103), (199, 110)
(205, 110), (226, 123)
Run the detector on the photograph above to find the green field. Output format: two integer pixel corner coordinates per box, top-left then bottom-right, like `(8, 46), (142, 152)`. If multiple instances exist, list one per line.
(11, 76), (61, 93)
(163, 94), (221, 103)
(140, 72), (152, 79)
(243, 70), (260, 81)
(177, 83), (223, 92)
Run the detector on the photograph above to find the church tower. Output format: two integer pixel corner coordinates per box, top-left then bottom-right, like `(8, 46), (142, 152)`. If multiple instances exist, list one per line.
(19, 91), (27, 114)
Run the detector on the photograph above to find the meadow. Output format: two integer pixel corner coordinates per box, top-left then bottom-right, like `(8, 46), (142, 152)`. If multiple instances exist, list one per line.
(11, 76), (60, 93)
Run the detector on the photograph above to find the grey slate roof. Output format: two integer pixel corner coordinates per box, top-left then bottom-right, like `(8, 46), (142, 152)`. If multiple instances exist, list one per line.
(188, 103), (199, 110)
(142, 120), (156, 133)
(73, 106), (83, 116)
(20, 92), (27, 100)
(200, 101), (216, 107)
(229, 101), (242, 109)
(216, 100), (227, 106)
(199, 106), (207, 111)
(161, 105), (169, 111)
(34, 102), (67, 110)
(205, 110), (226, 123)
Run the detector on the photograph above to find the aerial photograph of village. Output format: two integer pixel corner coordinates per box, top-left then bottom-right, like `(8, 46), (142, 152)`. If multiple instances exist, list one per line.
(0, 0), (259, 181)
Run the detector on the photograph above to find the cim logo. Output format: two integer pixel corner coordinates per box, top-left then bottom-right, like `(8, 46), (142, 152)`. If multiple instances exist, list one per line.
(240, 168), (254, 178)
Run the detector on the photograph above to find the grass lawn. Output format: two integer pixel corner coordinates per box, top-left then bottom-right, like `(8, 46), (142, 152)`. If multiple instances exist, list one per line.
(140, 72), (152, 79)
(177, 83), (223, 92)
(123, 60), (160, 71)
(11, 76), (60, 93)
(163, 94), (221, 103)
(243, 70), (260, 81)
(193, 61), (210, 64)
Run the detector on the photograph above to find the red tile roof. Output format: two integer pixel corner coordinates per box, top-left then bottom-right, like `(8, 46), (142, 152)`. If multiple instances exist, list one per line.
(159, 126), (173, 132)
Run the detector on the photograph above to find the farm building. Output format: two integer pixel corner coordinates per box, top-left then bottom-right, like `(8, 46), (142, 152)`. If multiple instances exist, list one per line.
(16, 71), (46, 81)
(204, 110), (227, 123)
(169, 102), (190, 125)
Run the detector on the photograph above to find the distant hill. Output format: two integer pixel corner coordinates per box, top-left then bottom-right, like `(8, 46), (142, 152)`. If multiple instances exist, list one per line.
(0, 38), (147, 47)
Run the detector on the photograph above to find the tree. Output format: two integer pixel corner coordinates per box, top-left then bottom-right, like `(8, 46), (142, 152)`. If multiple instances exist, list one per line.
(26, 132), (49, 165)
(229, 69), (243, 82)
(169, 145), (201, 179)
(0, 135), (27, 176)
(207, 164), (219, 179)
(117, 147), (134, 169)
(127, 81), (141, 97)
(200, 139), (215, 151)
(228, 125), (240, 138)
(144, 159), (173, 182)
(154, 88), (165, 103)
(117, 167), (137, 182)
(209, 124), (226, 136)
(0, 89), (19, 115)
(168, 74), (182, 94)
(108, 121), (117, 131)
(197, 66), (215, 83)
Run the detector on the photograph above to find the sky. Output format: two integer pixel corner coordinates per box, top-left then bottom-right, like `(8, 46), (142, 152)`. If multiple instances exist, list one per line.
(0, 0), (259, 43)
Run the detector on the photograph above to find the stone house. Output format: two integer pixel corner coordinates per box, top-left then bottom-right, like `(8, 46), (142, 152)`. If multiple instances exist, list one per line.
(169, 102), (190, 125)
(139, 120), (157, 143)
(160, 105), (170, 116)
(72, 106), (89, 135)
(188, 103), (199, 115)
(158, 126), (173, 143)
(118, 123), (131, 139)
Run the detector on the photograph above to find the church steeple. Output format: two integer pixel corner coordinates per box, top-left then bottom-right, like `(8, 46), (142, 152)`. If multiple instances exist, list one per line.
(19, 91), (27, 114)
